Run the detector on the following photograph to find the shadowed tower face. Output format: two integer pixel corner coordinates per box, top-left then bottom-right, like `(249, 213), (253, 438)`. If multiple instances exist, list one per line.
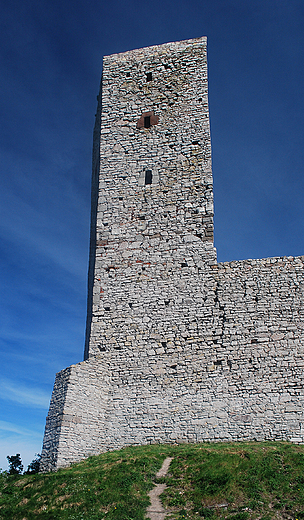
(84, 37), (217, 359)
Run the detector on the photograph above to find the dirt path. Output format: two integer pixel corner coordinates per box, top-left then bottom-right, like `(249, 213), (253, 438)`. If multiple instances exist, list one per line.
(145, 457), (173, 520)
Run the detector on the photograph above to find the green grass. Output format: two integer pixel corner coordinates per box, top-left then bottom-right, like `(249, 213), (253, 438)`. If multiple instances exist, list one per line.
(160, 442), (304, 520)
(0, 442), (304, 520)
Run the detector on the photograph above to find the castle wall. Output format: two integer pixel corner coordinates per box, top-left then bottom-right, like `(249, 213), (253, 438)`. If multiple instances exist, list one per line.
(41, 254), (304, 471)
(40, 358), (110, 472)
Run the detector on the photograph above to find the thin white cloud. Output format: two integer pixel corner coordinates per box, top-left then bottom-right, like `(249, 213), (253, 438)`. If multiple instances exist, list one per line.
(0, 420), (39, 437)
(0, 379), (50, 408)
(0, 184), (88, 281)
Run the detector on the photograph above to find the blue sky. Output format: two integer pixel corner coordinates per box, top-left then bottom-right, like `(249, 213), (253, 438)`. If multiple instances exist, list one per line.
(1, 0), (303, 470)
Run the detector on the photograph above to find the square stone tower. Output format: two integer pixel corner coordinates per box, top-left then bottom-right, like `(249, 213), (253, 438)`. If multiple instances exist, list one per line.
(41, 37), (304, 472)
(84, 36), (217, 359)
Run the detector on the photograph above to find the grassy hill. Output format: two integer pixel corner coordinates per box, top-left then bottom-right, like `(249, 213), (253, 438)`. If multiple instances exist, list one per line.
(1, 442), (304, 520)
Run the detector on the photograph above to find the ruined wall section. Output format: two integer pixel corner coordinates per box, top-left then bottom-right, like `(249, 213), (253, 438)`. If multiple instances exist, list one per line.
(217, 256), (304, 358)
(87, 38), (217, 358)
(40, 366), (72, 472)
(41, 357), (110, 472)
(42, 255), (304, 471)
(99, 256), (304, 452)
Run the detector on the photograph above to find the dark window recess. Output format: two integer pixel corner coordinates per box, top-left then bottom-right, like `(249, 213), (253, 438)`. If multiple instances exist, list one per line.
(137, 111), (159, 129)
(139, 215), (145, 220)
(146, 72), (152, 82)
(181, 262), (188, 268)
(161, 341), (167, 348)
(170, 364), (177, 369)
(104, 307), (110, 311)
(198, 98), (202, 102)
(98, 346), (106, 352)
(214, 360), (222, 366)
(128, 303), (133, 308)
(145, 170), (152, 185)
(144, 116), (151, 128)
(227, 360), (232, 370)
(126, 72), (130, 77)
(192, 140), (199, 145)
(119, 197), (123, 200)
(164, 300), (170, 306)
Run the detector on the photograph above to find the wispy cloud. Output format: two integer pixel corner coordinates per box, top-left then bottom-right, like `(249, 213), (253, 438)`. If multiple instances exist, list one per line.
(0, 379), (50, 408)
(0, 420), (39, 437)
(0, 179), (88, 281)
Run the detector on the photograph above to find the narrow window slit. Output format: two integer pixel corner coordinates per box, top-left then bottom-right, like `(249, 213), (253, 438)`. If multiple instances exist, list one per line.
(146, 72), (152, 82)
(144, 116), (151, 128)
(145, 170), (152, 185)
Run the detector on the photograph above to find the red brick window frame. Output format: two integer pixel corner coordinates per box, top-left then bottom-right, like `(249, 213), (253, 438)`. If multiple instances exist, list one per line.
(136, 111), (159, 129)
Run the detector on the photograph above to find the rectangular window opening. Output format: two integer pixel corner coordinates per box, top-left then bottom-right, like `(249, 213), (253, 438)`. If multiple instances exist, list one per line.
(144, 116), (151, 128)
(145, 170), (152, 185)
(146, 72), (152, 82)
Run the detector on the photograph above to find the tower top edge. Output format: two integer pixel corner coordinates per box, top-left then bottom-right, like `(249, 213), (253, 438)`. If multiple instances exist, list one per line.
(103, 36), (207, 63)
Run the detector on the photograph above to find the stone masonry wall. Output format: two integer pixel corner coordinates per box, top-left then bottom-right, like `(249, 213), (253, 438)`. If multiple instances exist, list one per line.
(40, 357), (110, 472)
(40, 38), (304, 472)
(41, 254), (304, 471)
(86, 37), (216, 358)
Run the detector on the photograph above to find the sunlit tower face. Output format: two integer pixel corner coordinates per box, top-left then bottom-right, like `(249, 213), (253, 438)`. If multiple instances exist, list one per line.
(85, 37), (216, 359)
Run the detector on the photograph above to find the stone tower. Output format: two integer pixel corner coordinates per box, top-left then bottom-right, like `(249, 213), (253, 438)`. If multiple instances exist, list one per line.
(84, 36), (216, 360)
(40, 38), (304, 472)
